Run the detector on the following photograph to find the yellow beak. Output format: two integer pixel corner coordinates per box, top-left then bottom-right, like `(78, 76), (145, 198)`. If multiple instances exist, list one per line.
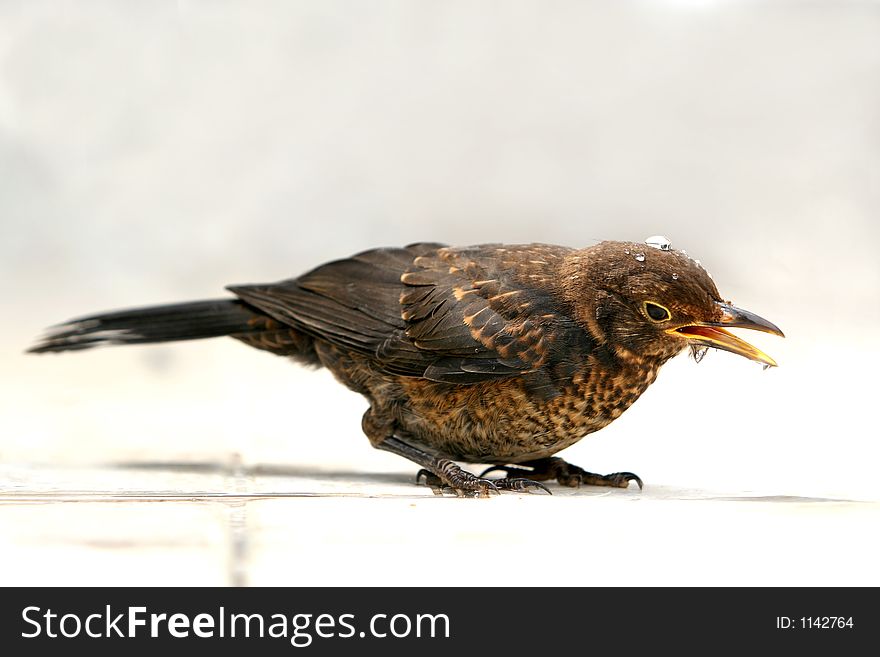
(666, 302), (785, 368)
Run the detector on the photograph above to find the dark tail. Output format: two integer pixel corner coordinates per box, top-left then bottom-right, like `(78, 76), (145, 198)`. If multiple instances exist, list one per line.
(28, 299), (264, 354)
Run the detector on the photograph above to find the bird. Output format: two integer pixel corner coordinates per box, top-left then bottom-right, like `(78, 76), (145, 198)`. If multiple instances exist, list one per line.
(28, 237), (784, 497)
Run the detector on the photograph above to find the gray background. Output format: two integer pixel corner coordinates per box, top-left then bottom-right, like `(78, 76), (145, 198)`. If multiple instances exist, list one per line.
(2, 1), (879, 501)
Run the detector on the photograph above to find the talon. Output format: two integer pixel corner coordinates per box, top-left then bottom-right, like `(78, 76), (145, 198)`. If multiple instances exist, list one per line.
(478, 465), (508, 478)
(525, 480), (552, 495)
(493, 478), (552, 495)
(610, 471), (643, 490)
(501, 457), (645, 491)
(414, 464), (505, 497)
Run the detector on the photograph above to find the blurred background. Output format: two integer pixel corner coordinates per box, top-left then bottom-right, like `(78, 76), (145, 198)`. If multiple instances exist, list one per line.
(1, 1), (878, 585)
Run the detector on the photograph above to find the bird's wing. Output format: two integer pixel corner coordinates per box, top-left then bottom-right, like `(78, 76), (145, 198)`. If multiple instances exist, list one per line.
(229, 243), (586, 384)
(228, 244), (434, 361)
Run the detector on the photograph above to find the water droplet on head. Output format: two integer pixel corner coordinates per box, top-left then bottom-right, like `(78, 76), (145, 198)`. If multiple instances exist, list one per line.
(624, 249), (630, 255)
(634, 253), (645, 262)
(644, 235), (671, 251)
(672, 273), (679, 280)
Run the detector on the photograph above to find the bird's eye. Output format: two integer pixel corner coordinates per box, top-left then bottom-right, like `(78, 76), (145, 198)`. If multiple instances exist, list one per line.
(644, 301), (671, 322)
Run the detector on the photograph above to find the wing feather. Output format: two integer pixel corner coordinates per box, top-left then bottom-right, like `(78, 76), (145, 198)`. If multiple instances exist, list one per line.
(229, 242), (590, 387)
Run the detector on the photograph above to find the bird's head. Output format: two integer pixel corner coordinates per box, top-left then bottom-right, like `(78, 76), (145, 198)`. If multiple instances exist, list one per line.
(565, 237), (784, 367)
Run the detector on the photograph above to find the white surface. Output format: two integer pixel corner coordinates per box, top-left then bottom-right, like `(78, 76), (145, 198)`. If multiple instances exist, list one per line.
(2, 463), (877, 587)
(1, 1), (879, 586)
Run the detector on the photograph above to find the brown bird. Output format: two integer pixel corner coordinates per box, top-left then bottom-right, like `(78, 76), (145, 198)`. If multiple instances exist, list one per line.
(28, 237), (784, 496)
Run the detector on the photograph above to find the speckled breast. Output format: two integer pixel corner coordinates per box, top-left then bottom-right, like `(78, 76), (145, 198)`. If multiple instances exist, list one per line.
(392, 356), (667, 463)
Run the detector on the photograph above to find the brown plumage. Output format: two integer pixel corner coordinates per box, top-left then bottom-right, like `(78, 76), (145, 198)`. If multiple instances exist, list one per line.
(28, 238), (784, 496)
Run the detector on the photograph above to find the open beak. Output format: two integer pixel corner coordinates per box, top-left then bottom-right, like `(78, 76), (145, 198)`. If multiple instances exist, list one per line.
(666, 302), (785, 368)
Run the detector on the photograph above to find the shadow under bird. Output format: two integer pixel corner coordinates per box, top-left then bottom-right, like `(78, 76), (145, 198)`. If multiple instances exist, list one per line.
(29, 237), (784, 496)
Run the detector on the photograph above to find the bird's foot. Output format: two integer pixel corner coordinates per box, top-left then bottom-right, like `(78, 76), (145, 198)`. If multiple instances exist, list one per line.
(415, 465), (497, 498)
(415, 460), (550, 497)
(490, 477), (551, 495)
(481, 457), (643, 490)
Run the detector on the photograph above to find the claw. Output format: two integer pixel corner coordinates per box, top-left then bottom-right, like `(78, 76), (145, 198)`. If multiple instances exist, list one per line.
(609, 471), (643, 490)
(482, 457), (644, 491)
(479, 467), (552, 494)
(415, 466), (501, 497)
(493, 478), (552, 495)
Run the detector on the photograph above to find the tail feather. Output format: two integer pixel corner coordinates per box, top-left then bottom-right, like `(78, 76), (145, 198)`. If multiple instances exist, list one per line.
(28, 299), (263, 354)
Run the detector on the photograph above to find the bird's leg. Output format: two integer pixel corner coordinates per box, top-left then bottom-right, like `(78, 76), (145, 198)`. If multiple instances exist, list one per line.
(378, 437), (549, 497)
(378, 436), (497, 497)
(481, 457), (643, 490)
(362, 409), (548, 497)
